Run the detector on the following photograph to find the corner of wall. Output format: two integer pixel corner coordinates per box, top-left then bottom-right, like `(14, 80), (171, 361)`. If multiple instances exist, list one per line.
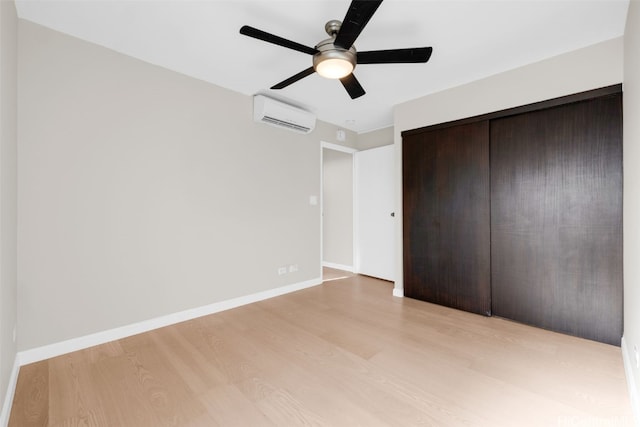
(0, 356), (19, 427)
(0, 0), (19, 425)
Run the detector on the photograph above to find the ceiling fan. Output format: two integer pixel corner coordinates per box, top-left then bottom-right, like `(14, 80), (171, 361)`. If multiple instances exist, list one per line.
(239, 0), (433, 99)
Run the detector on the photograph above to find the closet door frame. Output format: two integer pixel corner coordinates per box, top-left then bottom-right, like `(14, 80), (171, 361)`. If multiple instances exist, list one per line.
(402, 85), (621, 139)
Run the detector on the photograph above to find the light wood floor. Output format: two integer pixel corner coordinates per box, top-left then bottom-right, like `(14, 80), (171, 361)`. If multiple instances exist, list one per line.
(9, 269), (635, 426)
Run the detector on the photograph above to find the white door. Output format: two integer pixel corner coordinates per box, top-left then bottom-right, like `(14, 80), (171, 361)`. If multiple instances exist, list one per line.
(355, 145), (395, 281)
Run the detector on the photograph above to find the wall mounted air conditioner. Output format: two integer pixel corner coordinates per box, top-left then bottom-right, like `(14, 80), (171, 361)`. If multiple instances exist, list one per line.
(253, 95), (316, 134)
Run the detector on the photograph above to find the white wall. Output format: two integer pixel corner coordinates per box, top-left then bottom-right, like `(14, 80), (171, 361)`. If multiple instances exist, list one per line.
(322, 148), (354, 270)
(393, 36), (624, 296)
(0, 0), (18, 420)
(623, 0), (640, 418)
(16, 20), (356, 351)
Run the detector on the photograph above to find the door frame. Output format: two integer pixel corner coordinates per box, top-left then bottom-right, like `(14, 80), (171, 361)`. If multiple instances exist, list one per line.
(320, 141), (358, 277)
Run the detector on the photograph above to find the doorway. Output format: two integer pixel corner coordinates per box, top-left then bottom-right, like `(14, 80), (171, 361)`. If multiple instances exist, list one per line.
(321, 142), (356, 276)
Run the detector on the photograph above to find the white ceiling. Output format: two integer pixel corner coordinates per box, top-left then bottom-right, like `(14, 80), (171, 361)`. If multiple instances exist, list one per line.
(15, 0), (629, 133)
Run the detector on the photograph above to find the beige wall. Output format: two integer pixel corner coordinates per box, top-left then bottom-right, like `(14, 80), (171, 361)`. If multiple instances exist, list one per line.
(16, 20), (355, 351)
(0, 0), (18, 416)
(624, 0), (640, 417)
(393, 37), (624, 296)
(357, 127), (393, 151)
(322, 148), (353, 269)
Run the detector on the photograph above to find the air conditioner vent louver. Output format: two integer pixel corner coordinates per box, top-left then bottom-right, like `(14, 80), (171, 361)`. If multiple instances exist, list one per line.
(253, 95), (316, 134)
(262, 116), (312, 133)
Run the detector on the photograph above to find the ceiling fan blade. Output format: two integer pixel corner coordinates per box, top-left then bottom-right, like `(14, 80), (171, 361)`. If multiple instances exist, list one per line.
(240, 25), (318, 56)
(271, 67), (316, 90)
(340, 73), (366, 99)
(357, 47), (433, 64)
(334, 0), (383, 49)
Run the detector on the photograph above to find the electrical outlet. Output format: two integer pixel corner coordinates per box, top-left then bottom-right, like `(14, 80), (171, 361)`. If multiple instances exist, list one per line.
(288, 264), (298, 273)
(277, 267), (287, 276)
(634, 345), (639, 369)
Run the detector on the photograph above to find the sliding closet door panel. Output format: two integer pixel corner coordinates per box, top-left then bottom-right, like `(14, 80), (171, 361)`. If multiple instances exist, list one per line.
(490, 94), (622, 345)
(403, 121), (490, 316)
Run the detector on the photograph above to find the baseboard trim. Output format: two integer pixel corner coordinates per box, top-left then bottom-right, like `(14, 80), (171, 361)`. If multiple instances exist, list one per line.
(322, 261), (354, 272)
(621, 336), (640, 426)
(18, 277), (322, 366)
(0, 355), (20, 427)
(392, 287), (404, 298)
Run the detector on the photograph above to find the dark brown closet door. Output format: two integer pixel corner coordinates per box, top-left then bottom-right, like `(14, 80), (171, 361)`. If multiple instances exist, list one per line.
(403, 121), (491, 316)
(491, 94), (623, 345)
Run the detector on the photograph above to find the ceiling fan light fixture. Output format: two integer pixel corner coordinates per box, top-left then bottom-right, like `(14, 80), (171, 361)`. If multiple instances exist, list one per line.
(313, 38), (357, 80)
(315, 57), (354, 79)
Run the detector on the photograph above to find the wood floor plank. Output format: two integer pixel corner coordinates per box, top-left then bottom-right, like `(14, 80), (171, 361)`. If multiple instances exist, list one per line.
(8, 361), (49, 427)
(370, 338), (591, 426)
(235, 305), (487, 425)
(88, 350), (159, 427)
(8, 270), (635, 426)
(47, 352), (111, 427)
(198, 384), (274, 427)
(120, 335), (212, 426)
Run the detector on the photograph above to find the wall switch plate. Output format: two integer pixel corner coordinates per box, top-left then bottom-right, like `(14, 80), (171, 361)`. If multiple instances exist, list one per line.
(288, 264), (298, 273)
